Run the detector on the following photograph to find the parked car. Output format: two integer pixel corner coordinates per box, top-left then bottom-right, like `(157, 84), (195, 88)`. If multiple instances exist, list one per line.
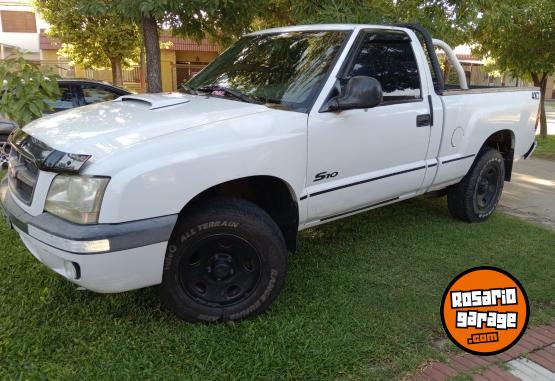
(0, 118), (17, 144)
(0, 79), (130, 143)
(0, 24), (538, 322)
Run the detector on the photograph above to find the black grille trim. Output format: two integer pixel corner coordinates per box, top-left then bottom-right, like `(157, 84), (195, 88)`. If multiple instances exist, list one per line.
(8, 128), (91, 174)
(8, 147), (39, 205)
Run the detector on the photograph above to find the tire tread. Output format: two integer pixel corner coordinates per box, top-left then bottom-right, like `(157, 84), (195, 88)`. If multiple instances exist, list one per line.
(447, 149), (505, 223)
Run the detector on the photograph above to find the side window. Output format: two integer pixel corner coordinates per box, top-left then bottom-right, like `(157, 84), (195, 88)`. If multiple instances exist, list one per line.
(82, 85), (120, 104)
(47, 85), (73, 111)
(347, 30), (422, 103)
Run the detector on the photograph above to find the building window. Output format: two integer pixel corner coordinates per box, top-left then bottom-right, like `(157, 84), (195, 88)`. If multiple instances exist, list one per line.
(1, 11), (37, 33)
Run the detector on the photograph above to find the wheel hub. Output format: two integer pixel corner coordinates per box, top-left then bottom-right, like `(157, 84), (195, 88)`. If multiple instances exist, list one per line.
(208, 254), (234, 280)
(179, 234), (261, 307)
(475, 165), (500, 210)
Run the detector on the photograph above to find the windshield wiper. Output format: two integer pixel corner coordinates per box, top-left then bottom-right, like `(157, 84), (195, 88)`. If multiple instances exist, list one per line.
(195, 85), (262, 104)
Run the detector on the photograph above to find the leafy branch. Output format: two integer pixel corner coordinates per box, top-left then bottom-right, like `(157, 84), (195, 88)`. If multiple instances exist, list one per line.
(0, 53), (61, 127)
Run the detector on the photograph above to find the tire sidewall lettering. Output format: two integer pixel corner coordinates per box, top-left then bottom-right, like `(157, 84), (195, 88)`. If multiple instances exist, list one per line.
(162, 207), (286, 322)
(227, 269), (278, 320)
(165, 221), (241, 270)
(179, 221), (241, 243)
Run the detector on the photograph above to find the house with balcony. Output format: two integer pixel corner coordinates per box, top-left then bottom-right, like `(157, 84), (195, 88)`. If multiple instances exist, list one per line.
(0, 0), (48, 60)
(0, 0), (221, 92)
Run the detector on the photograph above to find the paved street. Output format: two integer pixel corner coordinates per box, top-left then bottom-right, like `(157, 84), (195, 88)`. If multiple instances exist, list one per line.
(500, 103), (555, 231)
(500, 157), (555, 231)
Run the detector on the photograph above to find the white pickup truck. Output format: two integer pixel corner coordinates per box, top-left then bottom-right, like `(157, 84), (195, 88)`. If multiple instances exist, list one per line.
(0, 24), (538, 322)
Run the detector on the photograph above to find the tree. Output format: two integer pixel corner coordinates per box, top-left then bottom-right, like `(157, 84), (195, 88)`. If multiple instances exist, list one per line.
(467, 0), (555, 138)
(0, 53), (60, 127)
(271, 0), (472, 46)
(81, 0), (274, 93)
(34, 0), (141, 86)
(78, 0), (473, 93)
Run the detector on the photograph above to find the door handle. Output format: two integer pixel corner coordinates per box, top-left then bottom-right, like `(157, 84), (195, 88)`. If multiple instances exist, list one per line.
(416, 114), (432, 127)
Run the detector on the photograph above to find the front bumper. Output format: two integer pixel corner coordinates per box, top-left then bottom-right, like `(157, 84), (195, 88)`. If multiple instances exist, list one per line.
(0, 178), (177, 293)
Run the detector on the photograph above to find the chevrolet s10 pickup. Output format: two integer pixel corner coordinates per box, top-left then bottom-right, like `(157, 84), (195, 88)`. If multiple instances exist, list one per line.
(0, 24), (538, 322)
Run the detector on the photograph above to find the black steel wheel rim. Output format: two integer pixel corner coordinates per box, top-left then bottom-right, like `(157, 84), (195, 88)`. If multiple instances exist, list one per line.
(179, 234), (262, 307)
(475, 164), (501, 211)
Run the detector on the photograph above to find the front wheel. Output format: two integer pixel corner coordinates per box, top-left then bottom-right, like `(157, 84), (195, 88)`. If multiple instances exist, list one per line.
(447, 149), (506, 223)
(160, 198), (288, 322)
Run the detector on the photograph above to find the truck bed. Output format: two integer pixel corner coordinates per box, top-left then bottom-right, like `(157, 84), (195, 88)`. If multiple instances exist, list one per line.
(443, 86), (538, 96)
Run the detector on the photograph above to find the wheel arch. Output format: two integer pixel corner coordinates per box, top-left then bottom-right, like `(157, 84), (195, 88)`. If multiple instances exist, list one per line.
(176, 175), (300, 252)
(480, 129), (515, 181)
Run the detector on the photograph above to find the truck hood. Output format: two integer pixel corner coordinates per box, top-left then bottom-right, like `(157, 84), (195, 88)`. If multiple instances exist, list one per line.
(23, 93), (269, 160)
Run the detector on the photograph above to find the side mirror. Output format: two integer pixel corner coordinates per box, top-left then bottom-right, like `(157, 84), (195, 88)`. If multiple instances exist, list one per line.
(326, 76), (383, 112)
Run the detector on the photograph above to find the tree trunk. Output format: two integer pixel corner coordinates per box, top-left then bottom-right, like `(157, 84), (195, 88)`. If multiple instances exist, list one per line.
(532, 72), (548, 138)
(139, 45), (146, 93)
(109, 57), (123, 86)
(141, 13), (162, 93)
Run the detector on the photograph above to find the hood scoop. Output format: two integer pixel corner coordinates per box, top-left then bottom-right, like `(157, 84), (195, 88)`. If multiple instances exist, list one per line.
(114, 93), (191, 110)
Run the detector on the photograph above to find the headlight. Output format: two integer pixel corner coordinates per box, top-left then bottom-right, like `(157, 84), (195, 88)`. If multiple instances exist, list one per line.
(45, 175), (110, 224)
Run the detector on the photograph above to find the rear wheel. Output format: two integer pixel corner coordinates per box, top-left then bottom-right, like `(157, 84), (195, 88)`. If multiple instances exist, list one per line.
(160, 198), (288, 322)
(447, 149), (505, 222)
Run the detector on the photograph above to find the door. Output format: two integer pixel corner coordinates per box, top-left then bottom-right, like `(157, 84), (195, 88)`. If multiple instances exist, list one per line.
(306, 29), (433, 221)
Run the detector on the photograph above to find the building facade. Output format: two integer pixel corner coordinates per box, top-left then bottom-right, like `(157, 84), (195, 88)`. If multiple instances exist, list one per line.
(0, 0), (221, 92)
(39, 31), (220, 92)
(0, 0), (48, 60)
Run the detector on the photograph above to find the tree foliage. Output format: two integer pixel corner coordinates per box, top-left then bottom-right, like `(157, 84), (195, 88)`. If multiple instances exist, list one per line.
(464, 0), (555, 137)
(34, 0), (141, 86)
(74, 0), (477, 92)
(264, 0), (472, 46)
(0, 54), (60, 127)
(80, 0), (274, 92)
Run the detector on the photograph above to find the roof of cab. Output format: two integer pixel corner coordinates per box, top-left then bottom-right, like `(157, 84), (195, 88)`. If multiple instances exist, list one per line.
(246, 24), (406, 36)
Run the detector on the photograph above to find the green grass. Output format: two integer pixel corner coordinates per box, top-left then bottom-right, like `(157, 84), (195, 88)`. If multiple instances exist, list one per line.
(1, 197), (555, 380)
(535, 135), (555, 160)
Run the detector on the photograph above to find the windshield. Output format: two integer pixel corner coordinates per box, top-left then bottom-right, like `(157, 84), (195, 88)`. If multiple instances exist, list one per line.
(186, 31), (349, 112)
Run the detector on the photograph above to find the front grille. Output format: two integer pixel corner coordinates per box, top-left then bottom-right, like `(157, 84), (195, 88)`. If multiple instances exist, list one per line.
(8, 148), (39, 205)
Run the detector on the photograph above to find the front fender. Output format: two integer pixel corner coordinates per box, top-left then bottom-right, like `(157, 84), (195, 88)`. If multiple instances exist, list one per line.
(94, 110), (308, 223)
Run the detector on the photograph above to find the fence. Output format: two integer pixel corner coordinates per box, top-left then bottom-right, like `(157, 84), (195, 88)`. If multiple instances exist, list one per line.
(7, 59), (212, 92)
(35, 60), (141, 84)
(171, 63), (207, 91)
(37, 60), (76, 78)
(84, 66), (142, 83)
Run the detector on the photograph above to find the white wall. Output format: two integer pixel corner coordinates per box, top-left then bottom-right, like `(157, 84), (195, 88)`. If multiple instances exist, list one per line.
(0, 1), (48, 55)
